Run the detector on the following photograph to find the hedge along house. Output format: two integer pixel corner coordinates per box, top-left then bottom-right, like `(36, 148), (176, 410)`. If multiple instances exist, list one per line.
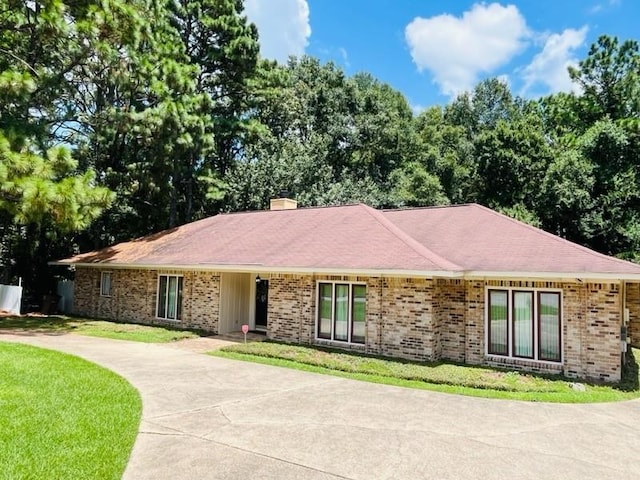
(52, 199), (640, 382)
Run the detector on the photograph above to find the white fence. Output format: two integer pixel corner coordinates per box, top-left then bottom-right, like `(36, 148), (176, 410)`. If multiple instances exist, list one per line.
(0, 284), (23, 315)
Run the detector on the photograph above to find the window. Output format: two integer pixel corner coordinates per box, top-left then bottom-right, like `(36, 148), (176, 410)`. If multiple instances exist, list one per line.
(513, 291), (533, 358)
(100, 272), (112, 297)
(317, 282), (366, 344)
(488, 290), (508, 355)
(539, 292), (561, 361)
(157, 275), (183, 321)
(487, 289), (561, 362)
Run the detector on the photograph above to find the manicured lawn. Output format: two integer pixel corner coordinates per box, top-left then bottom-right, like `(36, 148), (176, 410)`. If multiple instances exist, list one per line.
(0, 315), (201, 343)
(212, 342), (640, 403)
(0, 342), (141, 479)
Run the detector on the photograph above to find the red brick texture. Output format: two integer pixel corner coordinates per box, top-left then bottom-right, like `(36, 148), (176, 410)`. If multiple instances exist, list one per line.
(73, 268), (221, 332)
(264, 275), (624, 382)
(73, 267), (625, 382)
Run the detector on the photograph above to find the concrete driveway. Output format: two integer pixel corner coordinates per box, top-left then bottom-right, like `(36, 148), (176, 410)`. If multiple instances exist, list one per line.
(2, 332), (639, 480)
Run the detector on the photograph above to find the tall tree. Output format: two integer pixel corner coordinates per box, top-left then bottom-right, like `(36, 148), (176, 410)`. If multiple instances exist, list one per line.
(226, 57), (419, 209)
(170, 0), (259, 193)
(474, 113), (553, 221)
(413, 106), (474, 203)
(569, 35), (640, 122)
(66, 0), (259, 247)
(0, 0), (113, 292)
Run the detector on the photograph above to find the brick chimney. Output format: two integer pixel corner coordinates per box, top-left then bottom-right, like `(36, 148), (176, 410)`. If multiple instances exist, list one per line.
(270, 190), (297, 210)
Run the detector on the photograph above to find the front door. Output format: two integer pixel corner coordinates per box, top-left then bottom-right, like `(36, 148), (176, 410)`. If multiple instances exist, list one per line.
(255, 279), (269, 329)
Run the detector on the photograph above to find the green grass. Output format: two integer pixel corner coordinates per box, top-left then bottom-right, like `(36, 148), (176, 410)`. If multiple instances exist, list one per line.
(0, 315), (201, 343)
(212, 341), (640, 403)
(0, 342), (141, 479)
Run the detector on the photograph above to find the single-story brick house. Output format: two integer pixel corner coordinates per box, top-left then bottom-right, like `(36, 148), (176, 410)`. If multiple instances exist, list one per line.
(53, 198), (640, 382)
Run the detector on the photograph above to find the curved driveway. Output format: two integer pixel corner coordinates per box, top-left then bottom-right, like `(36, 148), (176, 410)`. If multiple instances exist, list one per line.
(2, 332), (639, 479)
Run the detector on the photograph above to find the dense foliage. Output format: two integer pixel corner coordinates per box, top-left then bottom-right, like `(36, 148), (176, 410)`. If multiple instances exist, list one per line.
(1, 0), (639, 302)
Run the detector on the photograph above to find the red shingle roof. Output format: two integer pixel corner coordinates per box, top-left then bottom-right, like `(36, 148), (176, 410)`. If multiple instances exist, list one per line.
(383, 204), (640, 276)
(55, 203), (640, 278)
(58, 204), (460, 273)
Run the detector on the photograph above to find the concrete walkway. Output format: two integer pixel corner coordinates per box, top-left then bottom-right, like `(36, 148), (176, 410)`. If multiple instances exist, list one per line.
(2, 332), (639, 479)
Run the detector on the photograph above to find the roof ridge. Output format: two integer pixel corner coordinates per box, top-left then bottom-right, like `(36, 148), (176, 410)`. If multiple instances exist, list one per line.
(382, 203), (475, 212)
(473, 204), (640, 270)
(217, 203), (362, 217)
(360, 204), (463, 272)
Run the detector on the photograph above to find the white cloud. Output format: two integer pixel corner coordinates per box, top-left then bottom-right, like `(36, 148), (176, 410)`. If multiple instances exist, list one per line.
(521, 26), (588, 95)
(589, 0), (621, 14)
(338, 47), (350, 68)
(244, 0), (311, 63)
(405, 3), (529, 96)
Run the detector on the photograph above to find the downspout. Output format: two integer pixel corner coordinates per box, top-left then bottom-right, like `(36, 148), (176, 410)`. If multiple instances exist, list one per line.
(379, 275), (384, 355)
(580, 281), (587, 379)
(299, 274), (305, 344)
(621, 281), (627, 365)
(462, 279), (467, 364)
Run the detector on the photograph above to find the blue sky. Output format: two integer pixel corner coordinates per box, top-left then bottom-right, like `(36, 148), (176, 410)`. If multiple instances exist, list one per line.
(244, 0), (639, 112)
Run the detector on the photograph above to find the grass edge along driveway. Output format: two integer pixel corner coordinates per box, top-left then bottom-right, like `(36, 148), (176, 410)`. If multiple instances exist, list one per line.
(0, 342), (141, 479)
(0, 315), (200, 343)
(212, 341), (640, 403)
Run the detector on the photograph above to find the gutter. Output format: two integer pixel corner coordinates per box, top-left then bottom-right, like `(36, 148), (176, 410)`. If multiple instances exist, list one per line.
(48, 261), (640, 281)
(463, 271), (640, 281)
(48, 261), (464, 279)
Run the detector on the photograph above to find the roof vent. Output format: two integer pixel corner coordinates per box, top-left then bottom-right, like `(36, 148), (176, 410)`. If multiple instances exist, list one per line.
(270, 190), (297, 210)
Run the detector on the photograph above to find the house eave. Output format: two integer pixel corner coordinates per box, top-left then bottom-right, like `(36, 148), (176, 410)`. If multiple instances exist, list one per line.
(464, 270), (640, 281)
(49, 261), (640, 281)
(49, 261), (464, 279)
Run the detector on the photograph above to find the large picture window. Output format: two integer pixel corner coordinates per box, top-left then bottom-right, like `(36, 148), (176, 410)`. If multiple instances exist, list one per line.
(317, 282), (366, 344)
(487, 289), (561, 362)
(157, 275), (183, 321)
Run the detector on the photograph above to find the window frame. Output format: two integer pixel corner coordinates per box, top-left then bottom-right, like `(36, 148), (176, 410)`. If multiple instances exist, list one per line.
(351, 284), (367, 344)
(512, 290), (534, 359)
(100, 271), (112, 297)
(156, 274), (184, 322)
(537, 291), (562, 362)
(315, 281), (366, 344)
(487, 289), (509, 356)
(485, 286), (562, 364)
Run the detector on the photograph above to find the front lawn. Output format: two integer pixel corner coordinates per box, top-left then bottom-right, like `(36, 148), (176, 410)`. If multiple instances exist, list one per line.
(212, 341), (640, 403)
(0, 315), (201, 343)
(0, 342), (141, 479)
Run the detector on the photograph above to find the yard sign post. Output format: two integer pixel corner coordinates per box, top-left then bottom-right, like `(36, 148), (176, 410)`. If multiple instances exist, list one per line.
(242, 324), (249, 343)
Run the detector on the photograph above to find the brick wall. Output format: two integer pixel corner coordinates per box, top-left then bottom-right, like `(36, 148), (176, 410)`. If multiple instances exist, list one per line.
(562, 282), (585, 378)
(435, 279), (466, 362)
(268, 275), (440, 362)
(464, 280), (484, 365)
(74, 268), (156, 322)
(478, 280), (622, 382)
(626, 282), (640, 347)
(267, 274), (314, 343)
(377, 277), (436, 361)
(73, 267), (220, 332)
(186, 271), (221, 332)
(583, 283), (621, 381)
(364, 276), (383, 355)
(393, 278), (613, 381)
(74, 267), (623, 382)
